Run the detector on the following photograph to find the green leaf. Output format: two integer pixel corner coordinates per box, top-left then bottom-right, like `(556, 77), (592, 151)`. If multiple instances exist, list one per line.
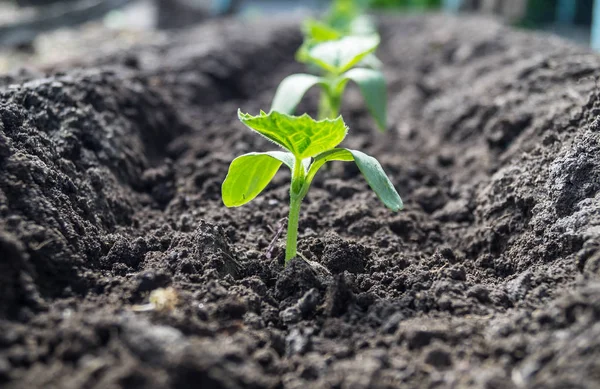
(343, 68), (387, 131)
(348, 15), (377, 36)
(298, 46), (381, 73)
(359, 53), (382, 70)
(327, 0), (370, 32)
(222, 151), (294, 207)
(327, 2), (358, 31)
(238, 110), (348, 160)
(305, 148), (354, 183)
(348, 149), (402, 210)
(308, 148), (403, 211)
(302, 19), (343, 42)
(271, 74), (322, 115)
(304, 35), (380, 74)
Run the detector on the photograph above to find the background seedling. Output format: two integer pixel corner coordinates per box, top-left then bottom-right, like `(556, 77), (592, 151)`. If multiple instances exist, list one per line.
(297, 20), (382, 72)
(310, 0), (375, 38)
(222, 110), (403, 264)
(272, 34), (387, 131)
(298, 0), (380, 70)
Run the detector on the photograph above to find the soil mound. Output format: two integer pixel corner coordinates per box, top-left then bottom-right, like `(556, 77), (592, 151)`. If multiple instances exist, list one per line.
(0, 14), (599, 389)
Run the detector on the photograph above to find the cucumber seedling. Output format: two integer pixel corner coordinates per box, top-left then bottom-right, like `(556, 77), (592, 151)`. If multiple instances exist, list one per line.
(297, 20), (382, 73)
(222, 110), (403, 264)
(271, 34), (388, 131)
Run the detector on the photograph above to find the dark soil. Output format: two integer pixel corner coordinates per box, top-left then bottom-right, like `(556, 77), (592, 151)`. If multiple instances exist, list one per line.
(1, 13), (600, 389)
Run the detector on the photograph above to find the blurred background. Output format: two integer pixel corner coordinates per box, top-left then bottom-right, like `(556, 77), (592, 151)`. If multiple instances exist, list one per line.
(0, 0), (597, 72)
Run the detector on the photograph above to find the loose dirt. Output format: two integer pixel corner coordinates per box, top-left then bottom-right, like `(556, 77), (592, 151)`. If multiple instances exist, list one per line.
(1, 14), (599, 389)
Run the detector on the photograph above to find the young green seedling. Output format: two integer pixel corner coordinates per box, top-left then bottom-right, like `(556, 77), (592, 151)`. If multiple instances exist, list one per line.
(271, 34), (388, 131)
(222, 110), (403, 264)
(297, 19), (382, 71)
(297, 0), (379, 73)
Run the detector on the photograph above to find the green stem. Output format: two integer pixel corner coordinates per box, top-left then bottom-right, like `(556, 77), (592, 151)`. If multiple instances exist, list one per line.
(285, 194), (302, 263)
(317, 89), (332, 120)
(329, 94), (341, 118)
(286, 158), (306, 264)
(318, 92), (341, 120)
(318, 80), (342, 120)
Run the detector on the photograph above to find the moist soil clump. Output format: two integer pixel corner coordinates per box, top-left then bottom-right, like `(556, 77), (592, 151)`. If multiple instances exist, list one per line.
(1, 14), (600, 389)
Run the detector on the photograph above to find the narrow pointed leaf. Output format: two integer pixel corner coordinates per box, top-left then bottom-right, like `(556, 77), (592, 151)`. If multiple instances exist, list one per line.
(271, 74), (322, 115)
(343, 68), (387, 131)
(306, 148), (354, 183)
(358, 53), (382, 70)
(308, 148), (403, 211)
(238, 110), (348, 160)
(222, 151), (294, 207)
(349, 149), (402, 210)
(305, 35), (380, 74)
